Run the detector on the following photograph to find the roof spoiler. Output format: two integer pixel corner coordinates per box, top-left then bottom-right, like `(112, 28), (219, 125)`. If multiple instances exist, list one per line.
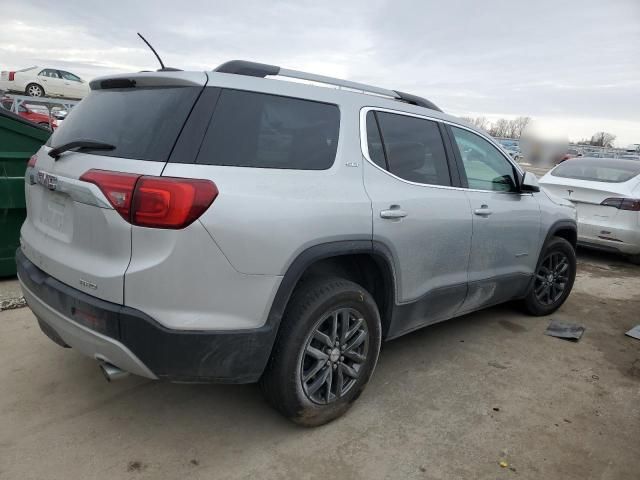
(213, 60), (443, 112)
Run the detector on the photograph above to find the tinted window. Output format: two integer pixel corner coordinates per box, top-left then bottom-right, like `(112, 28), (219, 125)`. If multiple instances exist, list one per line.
(450, 126), (518, 192)
(197, 89), (339, 170)
(375, 112), (450, 186)
(551, 158), (640, 183)
(48, 87), (201, 161)
(366, 111), (386, 169)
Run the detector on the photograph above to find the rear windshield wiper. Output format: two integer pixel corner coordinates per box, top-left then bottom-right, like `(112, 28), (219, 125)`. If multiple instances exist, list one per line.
(48, 140), (115, 160)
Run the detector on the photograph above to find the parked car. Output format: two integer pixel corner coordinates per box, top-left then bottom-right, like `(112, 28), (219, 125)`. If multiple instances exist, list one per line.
(497, 139), (523, 161)
(18, 61), (578, 426)
(0, 97), (57, 129)
(51, 107), (68, 121)
(540, 157), (640, 264)
(0, 66), (89, 99)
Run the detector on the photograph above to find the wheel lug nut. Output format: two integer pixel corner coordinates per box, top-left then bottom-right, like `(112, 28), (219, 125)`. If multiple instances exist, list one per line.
(340, 356), (344, 361)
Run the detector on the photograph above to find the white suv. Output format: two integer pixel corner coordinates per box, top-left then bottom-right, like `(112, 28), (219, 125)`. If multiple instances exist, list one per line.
(18, 61), (578, 425)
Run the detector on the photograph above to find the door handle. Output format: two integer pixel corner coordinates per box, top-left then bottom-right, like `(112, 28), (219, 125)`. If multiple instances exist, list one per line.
(474, 205), (493, 216)
(380, 208), (407, 219)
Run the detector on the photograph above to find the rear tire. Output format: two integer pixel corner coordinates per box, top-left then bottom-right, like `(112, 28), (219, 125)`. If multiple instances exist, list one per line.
(260, 277), (382, 427)
(26, 83), (44, 97)
(522, 237), (576, 316)
(628, 254), (640, 266)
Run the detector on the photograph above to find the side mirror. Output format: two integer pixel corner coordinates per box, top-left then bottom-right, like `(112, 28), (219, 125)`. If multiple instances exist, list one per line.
(521, 171), (540, 193)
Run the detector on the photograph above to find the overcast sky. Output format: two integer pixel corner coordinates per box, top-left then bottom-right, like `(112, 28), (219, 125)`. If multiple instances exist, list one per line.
(2, 0), (639, 146)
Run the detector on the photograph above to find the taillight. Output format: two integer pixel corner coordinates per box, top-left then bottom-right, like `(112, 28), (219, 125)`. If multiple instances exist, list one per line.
(27, 155), (37, 168)
(132, 176), (218, 228)
(8, 71), (15, 81)
(601, 197), (640, 211)
(79, 169), (218, 229)
(80, 170), (140, 219)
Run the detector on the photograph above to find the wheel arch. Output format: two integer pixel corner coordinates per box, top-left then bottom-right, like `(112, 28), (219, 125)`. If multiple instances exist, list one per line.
(546, 220), (578, 249)
(266, 240), (397, 340)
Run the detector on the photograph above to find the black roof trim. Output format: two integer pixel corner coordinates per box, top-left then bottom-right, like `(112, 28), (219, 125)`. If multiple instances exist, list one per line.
(214, 60), (280, 78)
(393, 90), (442, 112)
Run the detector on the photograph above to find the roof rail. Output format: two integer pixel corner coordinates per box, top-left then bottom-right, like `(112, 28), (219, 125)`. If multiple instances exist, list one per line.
(213, 60), (443, 112)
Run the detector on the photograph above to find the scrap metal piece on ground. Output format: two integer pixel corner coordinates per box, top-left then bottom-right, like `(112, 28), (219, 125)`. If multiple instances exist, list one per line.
(544, 320), (585, 342)
(625, 325), (640, 340)
(0, 296), (26, 311)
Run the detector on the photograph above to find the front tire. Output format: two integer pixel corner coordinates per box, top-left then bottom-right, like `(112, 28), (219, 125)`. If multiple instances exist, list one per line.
(628, 254), (640, 266)
(260, 277), (382, 427)
(522, 237), (576, 316)
(26, 83), (44, 97)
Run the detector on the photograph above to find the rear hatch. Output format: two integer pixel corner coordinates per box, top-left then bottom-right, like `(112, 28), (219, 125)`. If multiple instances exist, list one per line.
(541, 162), (640, 237)
(20, 72), (207, 303)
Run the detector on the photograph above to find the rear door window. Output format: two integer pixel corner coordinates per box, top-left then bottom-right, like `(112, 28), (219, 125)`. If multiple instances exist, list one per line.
(196, 89), (339, 170)
(365, 111), (387, 169)
(48, 86), (202, 161)
(39, 69), (61, 78)
(372, 111), (451, 186)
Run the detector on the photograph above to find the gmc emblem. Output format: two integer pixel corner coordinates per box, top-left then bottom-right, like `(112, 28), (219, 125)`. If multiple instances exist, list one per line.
(37, 171), (58, 191)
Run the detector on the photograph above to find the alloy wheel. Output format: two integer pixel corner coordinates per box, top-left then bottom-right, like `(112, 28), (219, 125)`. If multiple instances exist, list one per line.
(534, 251), (570, 306)
(28, 85), (42, 96)
(300, 308), (369, 405)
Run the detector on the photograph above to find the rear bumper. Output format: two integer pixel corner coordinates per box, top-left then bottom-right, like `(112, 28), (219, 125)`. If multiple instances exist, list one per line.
(578, 222), (640, 255)
(16, 249), (277, 383)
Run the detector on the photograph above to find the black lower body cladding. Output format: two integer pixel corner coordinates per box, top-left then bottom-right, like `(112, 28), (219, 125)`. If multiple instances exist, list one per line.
(16, 249), (276, 383)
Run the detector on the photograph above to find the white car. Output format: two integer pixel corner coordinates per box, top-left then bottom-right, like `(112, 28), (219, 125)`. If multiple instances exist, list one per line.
(539, 157), (640, 264)
(0, 66), (89, 99)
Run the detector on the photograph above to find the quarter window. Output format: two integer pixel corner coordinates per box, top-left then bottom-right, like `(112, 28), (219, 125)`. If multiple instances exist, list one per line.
(450, 126), (518, 192)
(197, 89), (339, 170)
(370, 111), (451, 186)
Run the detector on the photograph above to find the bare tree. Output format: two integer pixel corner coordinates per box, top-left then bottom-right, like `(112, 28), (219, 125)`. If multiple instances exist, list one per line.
(489, 118), (510, 138)
(464, 115), (530, 139)
(511, 116), (531, 138)
(460, 116), (490, 131)
(590, 132), (616, 147)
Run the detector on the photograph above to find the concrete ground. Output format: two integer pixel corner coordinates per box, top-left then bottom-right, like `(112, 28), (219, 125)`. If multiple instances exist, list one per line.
(0, 250), (638, 480)
(0, 277), (22, 302)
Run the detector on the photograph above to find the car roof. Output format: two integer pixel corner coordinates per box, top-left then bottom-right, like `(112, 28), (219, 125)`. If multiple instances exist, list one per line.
(89, 67), (501, 153)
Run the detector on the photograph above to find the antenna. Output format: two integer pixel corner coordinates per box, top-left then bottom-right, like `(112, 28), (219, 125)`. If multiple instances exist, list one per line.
(137, 32), (166, 70)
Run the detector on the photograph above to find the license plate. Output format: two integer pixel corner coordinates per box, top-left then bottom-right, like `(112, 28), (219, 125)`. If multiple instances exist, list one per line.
(40, 195), (66, 232)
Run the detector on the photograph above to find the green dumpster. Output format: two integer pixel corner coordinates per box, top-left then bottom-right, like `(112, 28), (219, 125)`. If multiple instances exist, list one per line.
(0, 109), (51, 277)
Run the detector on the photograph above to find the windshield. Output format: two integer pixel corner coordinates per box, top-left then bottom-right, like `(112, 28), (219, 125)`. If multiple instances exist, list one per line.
(48, 86), (201, 161)
(551, 158), (640, 183)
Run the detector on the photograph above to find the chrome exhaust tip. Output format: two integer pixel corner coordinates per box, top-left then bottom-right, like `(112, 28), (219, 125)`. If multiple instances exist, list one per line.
(99, 361), (129, 382)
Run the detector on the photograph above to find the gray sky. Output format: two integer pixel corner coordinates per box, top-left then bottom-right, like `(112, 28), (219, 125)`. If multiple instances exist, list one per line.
(2, 0), (639, 146)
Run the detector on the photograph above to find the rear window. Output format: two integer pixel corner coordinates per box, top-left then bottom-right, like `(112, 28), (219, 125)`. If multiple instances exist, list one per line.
(551, 159), (640, 183)
(48, 86), (201, 161)
(373, 111), (451, 186)
(196, 89), (339, 169)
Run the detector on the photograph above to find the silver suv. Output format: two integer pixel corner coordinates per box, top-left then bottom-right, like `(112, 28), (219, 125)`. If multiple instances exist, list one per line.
(17, 61), (578, 426)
